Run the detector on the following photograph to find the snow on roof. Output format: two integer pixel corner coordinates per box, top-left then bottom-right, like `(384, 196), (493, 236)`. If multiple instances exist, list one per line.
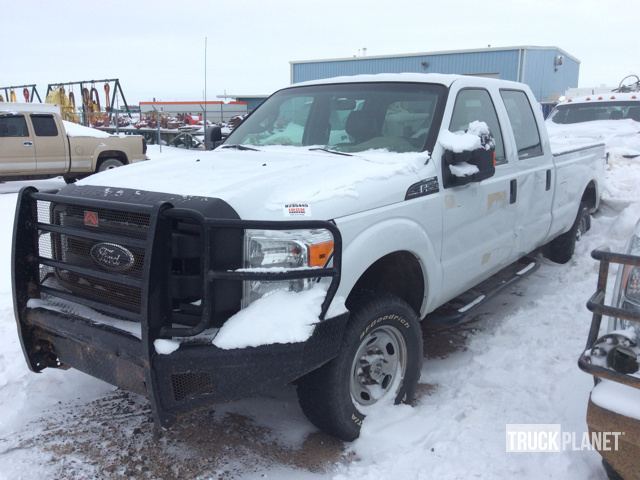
(0, 102), (60, 114)
(558, 92), (640, 105)
(294, 72), (462, 87)
(293, 72), (525, 90)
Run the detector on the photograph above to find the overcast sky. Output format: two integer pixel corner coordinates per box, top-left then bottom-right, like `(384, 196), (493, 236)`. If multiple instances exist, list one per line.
(1, 0), (638, 103)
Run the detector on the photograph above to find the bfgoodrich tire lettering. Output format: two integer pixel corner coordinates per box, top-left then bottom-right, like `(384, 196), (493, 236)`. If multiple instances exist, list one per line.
(296, 293), (423, 441)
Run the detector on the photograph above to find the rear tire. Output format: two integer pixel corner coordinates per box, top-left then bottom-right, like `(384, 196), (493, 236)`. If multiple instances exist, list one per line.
(544, 202), (590, 264)
(296, 293), (423, 441)
(97, 157), (125, 172)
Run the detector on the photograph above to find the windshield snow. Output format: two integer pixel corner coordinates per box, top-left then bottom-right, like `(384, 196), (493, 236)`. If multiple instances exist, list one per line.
(225, 82), (446, 153)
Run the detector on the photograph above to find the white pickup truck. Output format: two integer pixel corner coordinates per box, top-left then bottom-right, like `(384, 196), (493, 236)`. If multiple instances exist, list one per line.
(12, 73), (605, 440)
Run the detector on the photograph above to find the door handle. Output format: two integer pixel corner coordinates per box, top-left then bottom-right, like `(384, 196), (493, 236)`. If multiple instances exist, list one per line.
(23, 141), (33, 147)
(545, 169), (551, 191)
(510, 179), (517, 204)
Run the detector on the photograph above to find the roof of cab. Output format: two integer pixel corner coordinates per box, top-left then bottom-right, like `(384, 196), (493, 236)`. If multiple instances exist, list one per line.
(293, 72), (527, 90)
(0, 102), (61, 114)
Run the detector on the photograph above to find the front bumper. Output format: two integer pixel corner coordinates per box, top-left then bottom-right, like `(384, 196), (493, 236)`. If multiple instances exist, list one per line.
(580, 248), (640, 478)
(25, 305), (347, 425)
(12, 186), (346, 426)
(588, 399), (640, 480)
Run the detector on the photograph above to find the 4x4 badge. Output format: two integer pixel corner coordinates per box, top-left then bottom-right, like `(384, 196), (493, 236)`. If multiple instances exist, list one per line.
(90, 242), (135, 272)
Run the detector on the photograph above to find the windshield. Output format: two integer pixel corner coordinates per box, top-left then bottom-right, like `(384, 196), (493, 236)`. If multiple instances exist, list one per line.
(549, 101), (640, 124)
(225, 82), (447, 153)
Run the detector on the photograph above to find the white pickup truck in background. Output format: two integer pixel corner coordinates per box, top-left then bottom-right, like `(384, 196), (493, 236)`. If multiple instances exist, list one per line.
(546, 92), (640, 160)
(13, 73), (605, 441)
(0, 103), (147, 182)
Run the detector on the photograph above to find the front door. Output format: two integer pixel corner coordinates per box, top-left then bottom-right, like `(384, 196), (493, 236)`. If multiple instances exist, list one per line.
(0, 114), (36, 174)
(439, 82), (519, 302)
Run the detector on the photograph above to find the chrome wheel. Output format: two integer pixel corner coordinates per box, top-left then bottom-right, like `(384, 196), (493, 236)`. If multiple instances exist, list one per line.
(350, 325), (408, 408)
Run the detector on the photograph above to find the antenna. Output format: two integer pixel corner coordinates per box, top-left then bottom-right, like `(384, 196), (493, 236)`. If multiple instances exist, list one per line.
(203, 36), (208, 139)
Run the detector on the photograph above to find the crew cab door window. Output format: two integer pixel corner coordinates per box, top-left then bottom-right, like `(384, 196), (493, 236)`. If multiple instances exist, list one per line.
(500, 90), (543, 159)
(30, 114), (59, 136)
(0, 114), (29, 137)
(449, 89), (506, 165)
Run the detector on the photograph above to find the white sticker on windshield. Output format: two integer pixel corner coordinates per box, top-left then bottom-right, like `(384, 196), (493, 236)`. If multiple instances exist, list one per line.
(283, 202), (311, 217)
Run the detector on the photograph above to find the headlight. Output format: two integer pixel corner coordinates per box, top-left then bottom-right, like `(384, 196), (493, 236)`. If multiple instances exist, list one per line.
(242, 229), (334, 307)
(609, 234), (640, 336)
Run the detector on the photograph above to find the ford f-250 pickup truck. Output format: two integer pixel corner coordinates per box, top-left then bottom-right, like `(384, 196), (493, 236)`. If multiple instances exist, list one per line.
(0, 103), (147, 183)
(12, 74), (605, 440)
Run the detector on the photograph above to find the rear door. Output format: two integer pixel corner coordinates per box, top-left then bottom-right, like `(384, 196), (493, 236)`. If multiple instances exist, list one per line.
(0, 114), (36, 174)
(499, 89), (554, 254)
(440, 81), (519, 300)
(29, 114), (68, 173)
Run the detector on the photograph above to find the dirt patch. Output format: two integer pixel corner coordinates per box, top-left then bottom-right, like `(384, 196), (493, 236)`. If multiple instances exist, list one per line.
(2, 390), (346, 479)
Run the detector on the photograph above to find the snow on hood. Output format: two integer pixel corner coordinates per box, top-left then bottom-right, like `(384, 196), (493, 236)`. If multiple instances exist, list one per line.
(78, 146), (429, 220)
(546, 118), (640, 158)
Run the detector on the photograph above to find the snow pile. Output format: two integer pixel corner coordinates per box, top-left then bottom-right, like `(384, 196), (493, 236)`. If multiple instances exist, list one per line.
(438, 121), (490, 153)
(62, 120), (112, 138)
(601, 155), (640, 206)
(212, 287), (326, 349)
(449, 161), (479, 177)
(547, 118), (640, 159)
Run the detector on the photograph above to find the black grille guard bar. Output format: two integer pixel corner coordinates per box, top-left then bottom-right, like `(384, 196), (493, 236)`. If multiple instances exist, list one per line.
(159, 208), (342, 338)
(578, 248), (640, 390)
(13, 187), (342, 344)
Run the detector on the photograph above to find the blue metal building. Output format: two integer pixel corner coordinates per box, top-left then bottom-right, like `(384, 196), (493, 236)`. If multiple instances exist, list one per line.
(290, 46), (579, 103)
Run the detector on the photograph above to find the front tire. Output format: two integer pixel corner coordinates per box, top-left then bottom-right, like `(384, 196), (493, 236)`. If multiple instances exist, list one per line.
(544, 202), (590, 264)
(296, 293), (423, 440)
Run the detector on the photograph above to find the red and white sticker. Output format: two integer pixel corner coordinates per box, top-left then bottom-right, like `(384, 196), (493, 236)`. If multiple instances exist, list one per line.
(283, 202), (311, 217)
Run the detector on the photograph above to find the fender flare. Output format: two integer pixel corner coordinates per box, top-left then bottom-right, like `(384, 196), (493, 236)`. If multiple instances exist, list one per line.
(92, 148), (129, 170)
(334, 217), (441, 317)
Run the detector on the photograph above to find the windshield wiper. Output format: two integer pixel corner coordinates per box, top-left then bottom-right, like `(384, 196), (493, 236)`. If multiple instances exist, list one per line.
(308, 147), (353, 157)
(220, 144), (260, 151)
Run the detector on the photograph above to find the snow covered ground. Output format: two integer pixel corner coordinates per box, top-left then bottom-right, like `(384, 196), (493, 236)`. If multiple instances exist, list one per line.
(0, 148), (639, 479)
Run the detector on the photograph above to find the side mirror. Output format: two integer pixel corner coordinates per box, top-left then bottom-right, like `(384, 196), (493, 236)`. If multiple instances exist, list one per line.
(442, 130), (496, 187)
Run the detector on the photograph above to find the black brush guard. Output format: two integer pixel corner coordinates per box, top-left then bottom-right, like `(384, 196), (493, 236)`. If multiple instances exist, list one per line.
(579, 248), (640, 390)
(12, 187), (347, 426)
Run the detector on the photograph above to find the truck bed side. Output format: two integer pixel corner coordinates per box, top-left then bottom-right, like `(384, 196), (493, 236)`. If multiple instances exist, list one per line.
(548, 143), (605, 240)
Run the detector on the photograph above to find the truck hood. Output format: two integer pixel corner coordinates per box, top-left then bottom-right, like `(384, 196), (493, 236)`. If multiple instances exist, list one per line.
(77, 146), (430, 220)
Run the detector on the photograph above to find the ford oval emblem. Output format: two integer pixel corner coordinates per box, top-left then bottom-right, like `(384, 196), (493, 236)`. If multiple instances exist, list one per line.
(90, 242), (135, 272)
